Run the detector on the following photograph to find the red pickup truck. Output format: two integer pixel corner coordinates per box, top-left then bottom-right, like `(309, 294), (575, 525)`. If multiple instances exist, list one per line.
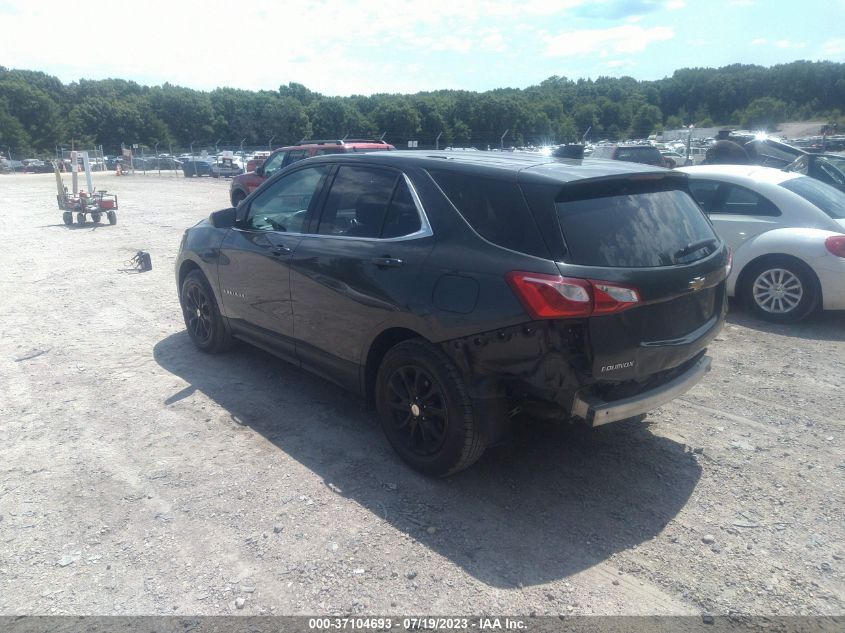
(229, 139), (395, 206)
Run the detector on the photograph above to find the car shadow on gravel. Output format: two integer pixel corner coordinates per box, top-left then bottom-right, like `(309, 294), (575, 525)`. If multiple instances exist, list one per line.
(727, 301), (845, 342)
(154, 332), (702, 588)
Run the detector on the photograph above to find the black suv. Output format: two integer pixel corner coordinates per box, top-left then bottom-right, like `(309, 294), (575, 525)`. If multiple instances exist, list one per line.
(176, 151), (729, 475)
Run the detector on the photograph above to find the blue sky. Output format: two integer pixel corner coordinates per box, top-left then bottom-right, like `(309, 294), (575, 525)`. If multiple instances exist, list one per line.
(1, 0), (843, 95)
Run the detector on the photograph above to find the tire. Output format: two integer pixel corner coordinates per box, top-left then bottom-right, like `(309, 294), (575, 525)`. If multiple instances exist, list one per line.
(107, 211), (117, 225)
(741, 257), (819, 323)
(62, 212), (72, 225)
(76, 213), (86, 224)
(231, 190), (246, 207)
(91, 211), (102, 223)
(375, 339), (485, 476)
(180, 269), (233, 353)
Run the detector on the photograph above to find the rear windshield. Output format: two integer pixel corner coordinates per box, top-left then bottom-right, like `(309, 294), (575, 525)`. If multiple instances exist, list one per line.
(555, 179), (718, 267)
(780, 176), (845, 219)
(429, 170), (549, 257)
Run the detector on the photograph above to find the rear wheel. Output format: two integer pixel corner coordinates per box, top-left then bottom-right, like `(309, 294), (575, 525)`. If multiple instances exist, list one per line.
(741, 258), (818, 323)
(180, 270), (232, 353)
(62, 212), (72, 225)
(375, 339), (485, 476)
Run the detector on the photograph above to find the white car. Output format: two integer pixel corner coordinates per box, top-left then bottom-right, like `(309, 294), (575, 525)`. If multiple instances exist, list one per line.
(679, 164), (845, 322)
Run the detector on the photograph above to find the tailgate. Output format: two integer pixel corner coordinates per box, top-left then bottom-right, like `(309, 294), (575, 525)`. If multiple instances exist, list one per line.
(582, 256), (727, 382)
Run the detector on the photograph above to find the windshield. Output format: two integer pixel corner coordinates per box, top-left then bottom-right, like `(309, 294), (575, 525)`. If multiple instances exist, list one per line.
(780, 176), (845, 219)
(555, 180), (718, 267)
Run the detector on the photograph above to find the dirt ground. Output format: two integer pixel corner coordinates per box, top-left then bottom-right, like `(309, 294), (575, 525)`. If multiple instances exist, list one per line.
(0, 170), (843, 617)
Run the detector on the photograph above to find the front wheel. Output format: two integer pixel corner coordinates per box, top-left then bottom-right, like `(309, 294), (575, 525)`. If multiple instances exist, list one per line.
(91, 211), (101, 223)
(76, 213), (86, 224)
(62, 212), (72, 225)
(180, 270), (233, 353)
(107, 211), (117, 225)
(741, 258), (819, 323)
(375, 339), (485, 476)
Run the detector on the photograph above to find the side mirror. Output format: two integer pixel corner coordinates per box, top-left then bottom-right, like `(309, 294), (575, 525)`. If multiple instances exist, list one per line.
(209, 207), (237, 229)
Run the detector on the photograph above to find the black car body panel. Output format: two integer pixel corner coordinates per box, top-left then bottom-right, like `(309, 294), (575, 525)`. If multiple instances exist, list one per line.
(177, 150), (727, 447)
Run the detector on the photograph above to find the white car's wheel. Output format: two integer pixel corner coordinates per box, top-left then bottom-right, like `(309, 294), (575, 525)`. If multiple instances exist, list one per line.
(741, 258), (819, 323)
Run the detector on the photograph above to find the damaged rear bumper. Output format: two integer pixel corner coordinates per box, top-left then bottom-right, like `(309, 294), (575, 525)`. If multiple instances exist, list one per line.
(571, 355), (712, 427)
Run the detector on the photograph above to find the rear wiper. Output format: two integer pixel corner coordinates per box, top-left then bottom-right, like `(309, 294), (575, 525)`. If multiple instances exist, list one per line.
(673, 238), (718, 261)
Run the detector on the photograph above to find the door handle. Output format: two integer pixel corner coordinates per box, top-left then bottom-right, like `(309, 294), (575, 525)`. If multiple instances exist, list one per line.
(270, 244), (291, 256)
(371, 256), (403, 268)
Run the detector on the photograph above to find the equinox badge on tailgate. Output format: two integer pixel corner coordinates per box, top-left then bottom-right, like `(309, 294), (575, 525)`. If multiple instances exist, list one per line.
(601, 360), (635, 373)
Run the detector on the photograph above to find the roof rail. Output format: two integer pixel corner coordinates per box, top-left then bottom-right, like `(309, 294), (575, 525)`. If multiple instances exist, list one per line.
(297, 138), (387, 145)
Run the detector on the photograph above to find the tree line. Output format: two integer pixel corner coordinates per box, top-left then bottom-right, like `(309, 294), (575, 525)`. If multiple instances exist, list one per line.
(1, 60), (844, 157)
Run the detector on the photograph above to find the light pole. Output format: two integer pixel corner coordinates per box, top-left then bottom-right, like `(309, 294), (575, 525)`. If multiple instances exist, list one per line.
(435, 131), (442, 151)
(686, 124), (694, 165)
(268, 135), (275, 150)
(500, 129), (509, 151)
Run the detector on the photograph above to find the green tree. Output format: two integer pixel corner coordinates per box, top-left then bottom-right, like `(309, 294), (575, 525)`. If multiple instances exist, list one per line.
(741, 97), (788, 130)
(631, 104), (663, 138)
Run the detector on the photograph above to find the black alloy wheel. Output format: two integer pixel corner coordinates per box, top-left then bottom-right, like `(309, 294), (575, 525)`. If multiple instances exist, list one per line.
(180, 270), (233, 353)
(385, 365), (448, 458)
(375, 339), (484, 476)
(184, 283), (212, 345)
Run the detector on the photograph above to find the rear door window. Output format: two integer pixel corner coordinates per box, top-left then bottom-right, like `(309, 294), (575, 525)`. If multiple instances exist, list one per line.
(284, 150), (309, 167)
(555, 179), (718, 267)
(688, 180), (780, 216)
(317, 166), (398, 237)
(429, 170), (548, 257)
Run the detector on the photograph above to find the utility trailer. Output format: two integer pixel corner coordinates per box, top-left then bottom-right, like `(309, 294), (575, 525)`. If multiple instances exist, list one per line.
(53, 153), (119, 225)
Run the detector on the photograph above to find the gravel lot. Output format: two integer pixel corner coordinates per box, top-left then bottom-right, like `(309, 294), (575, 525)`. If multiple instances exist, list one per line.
(0, 171), (843, 617)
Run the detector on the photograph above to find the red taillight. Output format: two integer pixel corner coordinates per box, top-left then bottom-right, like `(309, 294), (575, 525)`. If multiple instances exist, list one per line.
(506, 272), (640, 319)
(825, 235), (845, 258)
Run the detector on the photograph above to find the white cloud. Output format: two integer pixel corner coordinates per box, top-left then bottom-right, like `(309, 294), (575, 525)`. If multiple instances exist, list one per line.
(751, 38), (768, 45)
(775, 39), (806, 49)
(728, 0), (754, 5)
(822, 39), (845, 55)
(544, 25), (675, 57)
(665, 0), (686, 9)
